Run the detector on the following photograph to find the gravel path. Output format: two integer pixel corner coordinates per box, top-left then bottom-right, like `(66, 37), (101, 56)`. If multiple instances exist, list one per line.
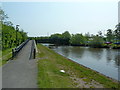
(2, 40), (38, 88)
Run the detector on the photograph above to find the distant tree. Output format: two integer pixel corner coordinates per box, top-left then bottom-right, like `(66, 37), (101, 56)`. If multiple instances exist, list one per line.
(106, 29), (114, 42)
(85, 32), (90, 37)
(70, 33), (86, 45)
(98, 31), (102, 37)
(0, 8), (8, 23)
(89, 35), (104, 48)
(62, 31), (71, 39)
(4, 21), (13, 26)
(49, 31), (71, 45)
(19, 29), (28, 42)
(50, 33), (63, 45)
(35, 36), (50, 43)
(85, 32), (90, 40)
(114, 23), (120, 42)
(62, 31), (71, 45)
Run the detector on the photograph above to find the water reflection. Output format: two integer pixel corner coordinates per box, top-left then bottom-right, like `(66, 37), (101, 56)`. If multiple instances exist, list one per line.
(114, 51), (120, 66)
(53, 46), (120, 67)
(106, 49), (113, 63)
(69, 47), (85, 58)
(58, 46), (71, 57)
(42, 43), (119, 80)
(106, 49), (120, 67)
(55, 46), (85, 58)
(87, 48), (103, 61)
(52, 46), (119, 80)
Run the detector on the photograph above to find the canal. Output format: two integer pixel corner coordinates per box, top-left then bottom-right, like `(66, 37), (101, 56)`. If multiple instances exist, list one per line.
(42, 44), (120, 81)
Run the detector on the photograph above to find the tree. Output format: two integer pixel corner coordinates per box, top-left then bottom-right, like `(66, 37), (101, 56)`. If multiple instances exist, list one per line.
(98, 31), (102, 37)
(114, 23), (120, 42)
(34, 36), (50, 43)
(85, 32), (90, 39)
(89, 35), (104, 48)
(106, 29), (114, 42)
(49, 31), (71, 45)
(62, 31), (71, 45)
(50, 33), (63, 45)
(70, 33), (86, 45)
(19, 29), (28, 42)
(0, 8), (8, 23)
(4, 21), (13, 26)
(1, 8), (28, 50)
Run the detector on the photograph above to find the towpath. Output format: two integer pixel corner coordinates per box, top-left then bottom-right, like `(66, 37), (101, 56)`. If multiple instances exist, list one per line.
(2, 40), (37, 88)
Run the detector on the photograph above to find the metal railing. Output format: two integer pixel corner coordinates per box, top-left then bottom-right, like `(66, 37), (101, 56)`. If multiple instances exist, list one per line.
(12, 39), (30, 59)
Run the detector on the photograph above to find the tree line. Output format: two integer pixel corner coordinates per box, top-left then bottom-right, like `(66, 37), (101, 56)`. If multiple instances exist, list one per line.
(0, 8), (28, 50)
(32, 23), (120, 48)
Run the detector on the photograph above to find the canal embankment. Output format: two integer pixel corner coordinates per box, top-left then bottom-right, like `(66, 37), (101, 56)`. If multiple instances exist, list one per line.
(37, 44), (119, 88)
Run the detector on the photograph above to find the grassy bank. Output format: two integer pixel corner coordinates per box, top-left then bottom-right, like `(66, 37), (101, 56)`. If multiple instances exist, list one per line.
(0, 51), (2, 66)
(0, 48), (14, 66)
(37, 44), (119, 88)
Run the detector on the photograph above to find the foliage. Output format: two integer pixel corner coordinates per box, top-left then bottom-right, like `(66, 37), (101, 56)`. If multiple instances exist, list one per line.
(2, 21), (28, 50)
(61, 31), (71, 45)
(89, 35), (104, 48)
(106, 29), (114, 42)
(35, 31), (71, 45)
(84, 32), (91, 41)
(34, 36), (50, 43)
(114, 23), (120, 42)
(0, 8), (8, 23)
(70, 33), (87, 45)
(0, 8), (28, 50)
(50, 33), (63, 45)
(49, 31), (71, 45)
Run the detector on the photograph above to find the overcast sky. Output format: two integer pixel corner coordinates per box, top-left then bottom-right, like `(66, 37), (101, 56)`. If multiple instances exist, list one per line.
(2, 1), (119, 37)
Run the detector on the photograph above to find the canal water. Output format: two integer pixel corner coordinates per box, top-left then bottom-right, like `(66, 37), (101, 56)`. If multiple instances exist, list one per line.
(42, 44), (120, 81)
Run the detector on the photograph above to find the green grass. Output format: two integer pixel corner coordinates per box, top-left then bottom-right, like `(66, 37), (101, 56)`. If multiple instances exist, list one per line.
(37, 44), (119, 88)
(0, 47), (14, 66)
(0, 51), (2, 66)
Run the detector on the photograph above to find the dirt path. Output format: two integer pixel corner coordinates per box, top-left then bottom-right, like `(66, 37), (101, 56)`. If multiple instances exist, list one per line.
(2, 40), (38, 88)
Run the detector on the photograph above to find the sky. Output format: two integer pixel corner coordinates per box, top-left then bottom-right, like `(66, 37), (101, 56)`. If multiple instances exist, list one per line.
(1, 0), (119, 37)
(118, 1), (120, 23)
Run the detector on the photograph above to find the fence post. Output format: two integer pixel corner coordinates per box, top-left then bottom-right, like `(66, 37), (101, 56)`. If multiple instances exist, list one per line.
(12, 49), (15, 59)
(33, 48), (36, 59)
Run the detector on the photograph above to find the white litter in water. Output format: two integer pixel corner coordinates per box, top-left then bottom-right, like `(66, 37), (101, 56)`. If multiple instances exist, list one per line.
(60, 70), (65, 73)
